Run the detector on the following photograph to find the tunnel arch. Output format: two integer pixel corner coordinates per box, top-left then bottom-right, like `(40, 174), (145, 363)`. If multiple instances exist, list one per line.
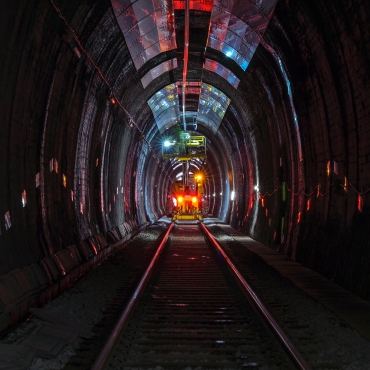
(1, 0), (370, 334)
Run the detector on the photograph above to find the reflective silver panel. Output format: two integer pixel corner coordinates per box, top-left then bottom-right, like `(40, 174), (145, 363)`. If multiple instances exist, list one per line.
(197, 83), (230, 133)
(141, 58), (178, 88)
(204, 58), (240, 89)
(147, 84), (181, 132)
(112, 0), (133, 17)
(112, 0), (177, 70)
(207, 0), (278, 70)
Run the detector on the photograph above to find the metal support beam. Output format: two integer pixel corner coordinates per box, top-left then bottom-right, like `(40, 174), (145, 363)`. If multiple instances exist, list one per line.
(182, 0), (190, 131)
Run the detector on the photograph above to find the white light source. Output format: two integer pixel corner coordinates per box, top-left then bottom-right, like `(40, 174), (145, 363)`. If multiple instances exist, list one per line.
(164, 140), (171, 147)
(231, 191), (235, 201)
(254, 185), (259, 192)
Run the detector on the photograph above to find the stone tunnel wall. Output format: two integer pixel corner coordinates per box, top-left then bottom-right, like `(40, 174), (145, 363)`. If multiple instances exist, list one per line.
(1, 0), (370, 334)
(0, 0), (162, 331)
(236, 0), (370, 299)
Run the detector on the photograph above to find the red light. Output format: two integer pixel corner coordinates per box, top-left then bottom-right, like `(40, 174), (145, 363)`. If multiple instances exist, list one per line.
(261, 197), (265, 207)
(358, 195), (363, 212)
(307, 199), (311, 211)
(110, 98), (116, 105)
(297, 212), (302, 223)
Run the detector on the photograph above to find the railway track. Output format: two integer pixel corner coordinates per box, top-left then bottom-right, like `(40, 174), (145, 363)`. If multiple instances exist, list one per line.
(91, 222), (310, 370)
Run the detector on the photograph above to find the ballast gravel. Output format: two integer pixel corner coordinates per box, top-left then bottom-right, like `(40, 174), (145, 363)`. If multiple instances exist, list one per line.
(2, 220), (370, 369)
(0, 224), (166, 370)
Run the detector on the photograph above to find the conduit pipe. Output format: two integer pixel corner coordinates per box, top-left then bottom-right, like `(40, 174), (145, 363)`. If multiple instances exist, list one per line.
(182, 0), (190, 131)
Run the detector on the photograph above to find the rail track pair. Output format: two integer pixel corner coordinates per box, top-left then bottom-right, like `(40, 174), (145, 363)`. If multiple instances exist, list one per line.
(91, 221), (310, 370)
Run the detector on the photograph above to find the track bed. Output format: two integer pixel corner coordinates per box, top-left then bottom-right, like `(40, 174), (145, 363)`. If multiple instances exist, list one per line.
(103, 224), (297, 369)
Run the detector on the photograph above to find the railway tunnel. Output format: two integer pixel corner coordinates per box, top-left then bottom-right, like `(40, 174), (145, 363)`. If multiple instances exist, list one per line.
(0, 0), (370, 362)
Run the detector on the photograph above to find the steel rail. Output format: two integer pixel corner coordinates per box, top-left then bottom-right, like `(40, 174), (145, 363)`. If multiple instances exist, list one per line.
(91, 222), (174, 370)
(200, 222), (311, 370)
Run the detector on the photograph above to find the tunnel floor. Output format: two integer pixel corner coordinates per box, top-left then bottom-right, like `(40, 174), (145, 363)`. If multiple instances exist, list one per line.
(1, 219), (370, 369)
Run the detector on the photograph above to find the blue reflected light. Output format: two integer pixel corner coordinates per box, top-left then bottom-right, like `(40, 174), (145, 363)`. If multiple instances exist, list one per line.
(197, 83), (230, 133)
(147, 84), (180, 133)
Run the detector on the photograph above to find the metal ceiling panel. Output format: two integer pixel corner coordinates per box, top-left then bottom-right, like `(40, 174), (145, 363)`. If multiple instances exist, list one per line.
(220, 42), (237, 58)
(145, 42), (162, 59)
(207, 0), (278, 71)
(153, 0), (170, 11)
(213, 0), (234, 12)
(224, 29), (242, 51)
(142, 27), (160, 48)
(204, 58), (218, 72)
(243, 26), (260, 48)
(204, 58), (240, 89)
(228, 14), (247, 37)
(112, 0), (177, 70)
(111, 0), (132, 18)
(129, 42), (145, 63)
(212, 6), (232, 28)
(155, 11), (169, 27)
(197, 83), (230, 132)
(226, 71), (239, 88)
(208, 35), (223, 51)
(132, 0), (155, 22)
(125, 24), (142, 48)
(116, 7), (136, 34)
(147, 84), (181, 132)
(216, 63), (229, 80)
(238, 39), (255, 61)
(138, 14), (157, 36)
(133, 51), (147, 69)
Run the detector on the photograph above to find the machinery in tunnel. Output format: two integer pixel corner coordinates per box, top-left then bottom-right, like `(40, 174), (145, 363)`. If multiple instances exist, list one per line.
(1, 0), (370, 338)
(161, 125), (207, 220)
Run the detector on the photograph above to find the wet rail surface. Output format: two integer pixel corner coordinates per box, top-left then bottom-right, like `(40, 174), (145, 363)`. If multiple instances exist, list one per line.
(93, 223), (307, 369)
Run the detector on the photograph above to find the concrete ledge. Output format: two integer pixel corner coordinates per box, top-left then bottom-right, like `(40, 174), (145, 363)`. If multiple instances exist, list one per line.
(0, 224), (142, 334)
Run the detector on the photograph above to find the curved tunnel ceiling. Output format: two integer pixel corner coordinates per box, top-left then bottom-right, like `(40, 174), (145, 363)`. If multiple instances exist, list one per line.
(111, 0), (278, 135)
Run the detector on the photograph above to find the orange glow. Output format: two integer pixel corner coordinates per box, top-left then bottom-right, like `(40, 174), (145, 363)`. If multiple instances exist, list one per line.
(358, 195), (363, 212)
(192, 197), (197, 203)
(261, 197), (265, 207)
(297, 212), (302, 223)
(178, 196), (183, 202)
(316, 183), (321, 197)
(307, 199), (311, 211)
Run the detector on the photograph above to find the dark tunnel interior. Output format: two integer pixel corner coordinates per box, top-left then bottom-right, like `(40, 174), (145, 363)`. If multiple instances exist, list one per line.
(0, 0), (370, 331)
